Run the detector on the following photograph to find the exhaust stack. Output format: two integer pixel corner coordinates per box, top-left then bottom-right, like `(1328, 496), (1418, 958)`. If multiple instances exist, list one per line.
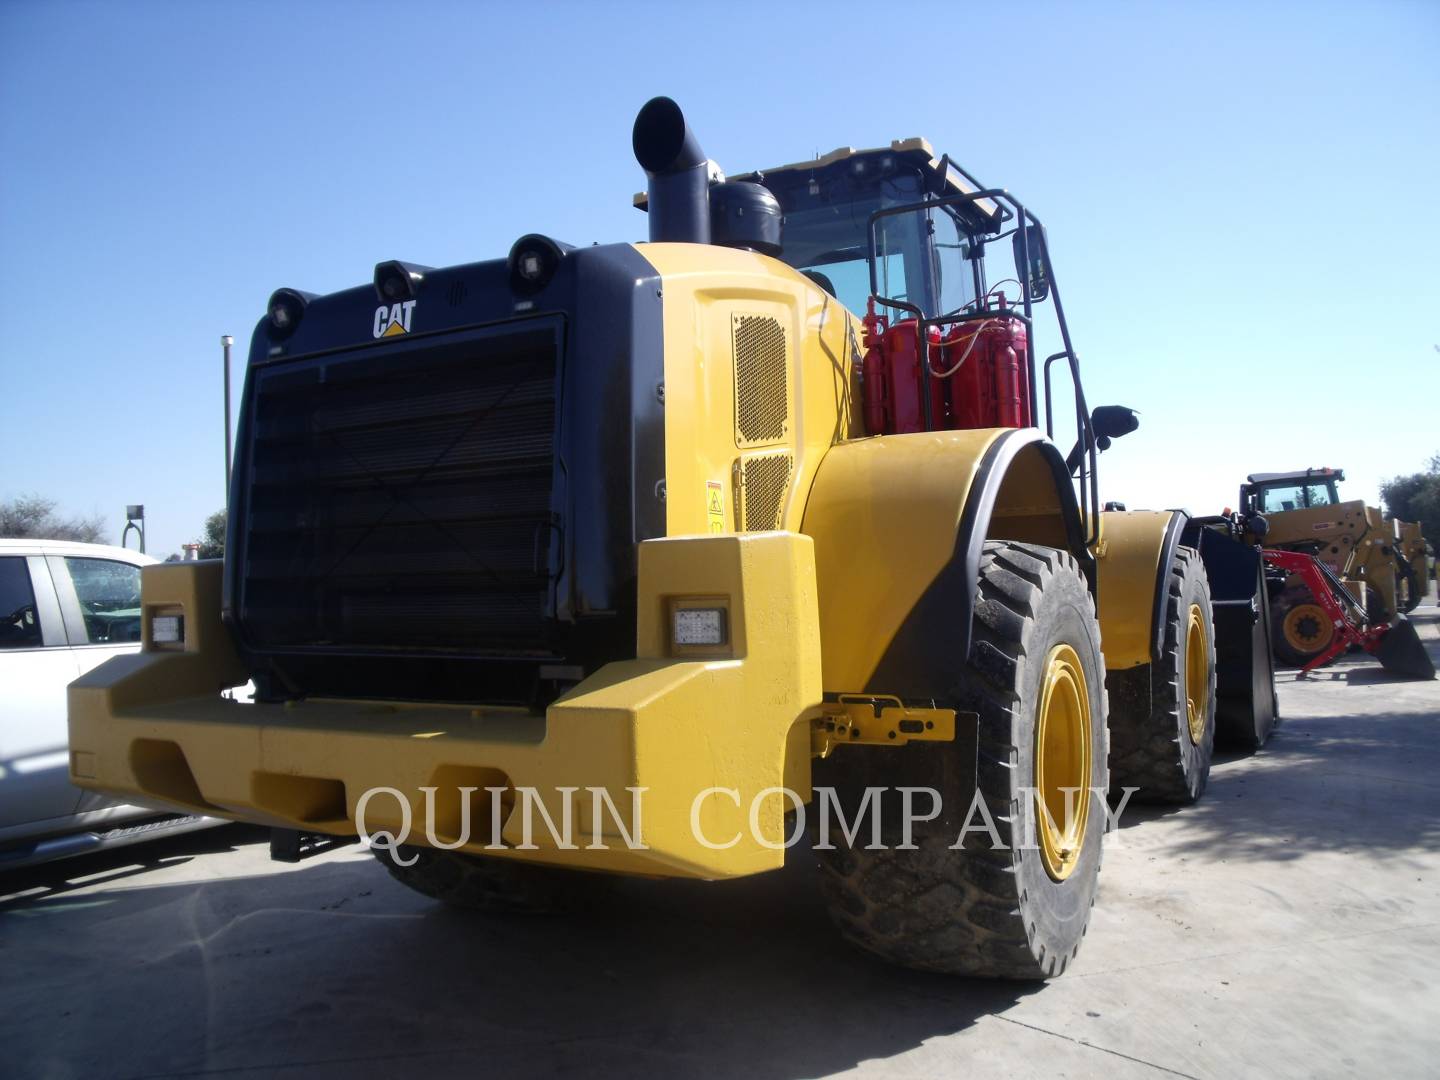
(633, 96), (711, 245)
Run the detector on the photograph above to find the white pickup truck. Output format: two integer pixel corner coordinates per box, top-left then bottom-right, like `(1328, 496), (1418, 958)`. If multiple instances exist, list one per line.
(0, 539), (224, 869)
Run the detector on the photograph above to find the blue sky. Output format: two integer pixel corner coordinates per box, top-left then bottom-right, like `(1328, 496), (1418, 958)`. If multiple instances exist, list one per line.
(2, 0), (1436, 555)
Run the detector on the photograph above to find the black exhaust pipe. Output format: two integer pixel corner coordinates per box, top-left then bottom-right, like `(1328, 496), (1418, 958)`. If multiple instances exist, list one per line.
(633, 96), (710, 245)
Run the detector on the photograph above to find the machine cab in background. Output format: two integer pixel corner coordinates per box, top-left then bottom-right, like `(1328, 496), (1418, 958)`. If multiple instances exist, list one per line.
(1240, 468), (1344, 515)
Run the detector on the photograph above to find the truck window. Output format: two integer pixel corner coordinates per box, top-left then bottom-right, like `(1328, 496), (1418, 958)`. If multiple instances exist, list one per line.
(0, 557), (43, 648)
(61, 558), (142, 644)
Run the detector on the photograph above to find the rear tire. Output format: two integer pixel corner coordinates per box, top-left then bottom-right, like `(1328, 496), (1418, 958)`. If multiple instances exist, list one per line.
(1107, 546), (1216, 804)
(1364, 580), (1390, 622)
(1272, 586), (1332, 667)
(1397, 556), (1421, 614)
(374, 845), (610, 914)
(815, 541), (1108, 980)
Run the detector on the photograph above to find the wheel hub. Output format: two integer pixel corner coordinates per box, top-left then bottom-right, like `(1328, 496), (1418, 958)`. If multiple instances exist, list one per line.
(1185, 603), (1209, 744)
(1035, 643), (1092, 882)
(1283, 602), (1332, 654)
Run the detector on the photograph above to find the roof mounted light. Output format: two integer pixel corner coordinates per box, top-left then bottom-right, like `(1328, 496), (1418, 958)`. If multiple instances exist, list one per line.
(265, 288), (313, 341)
(373, 261), (431, 303)
(507, 234), (573, 296)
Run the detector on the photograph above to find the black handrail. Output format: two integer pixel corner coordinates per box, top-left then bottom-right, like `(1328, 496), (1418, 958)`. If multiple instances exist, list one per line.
(867, 188), (1100, 548)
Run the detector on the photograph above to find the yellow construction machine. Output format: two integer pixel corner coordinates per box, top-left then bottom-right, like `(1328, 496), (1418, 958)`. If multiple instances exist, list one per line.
(69, 98), (1278, 980)
(1237, 468), (1427, 665)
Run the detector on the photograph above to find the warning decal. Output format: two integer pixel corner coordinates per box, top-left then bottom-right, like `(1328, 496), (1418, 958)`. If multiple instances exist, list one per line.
(706, 481), (725, 534)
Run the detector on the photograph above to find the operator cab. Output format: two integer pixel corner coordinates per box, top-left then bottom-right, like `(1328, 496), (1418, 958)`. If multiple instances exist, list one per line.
(1242, 469), (1344, 515)
(731, 139), (1004, 320)
(726, 136), (1122, 542)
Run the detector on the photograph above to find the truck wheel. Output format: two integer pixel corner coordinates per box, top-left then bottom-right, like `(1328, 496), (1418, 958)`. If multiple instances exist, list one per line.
(374, 845), (609, 914)
(815, 541), (1108, 980)
(1272, 590), (1332, 667)
(1108, 546), (1216, 804)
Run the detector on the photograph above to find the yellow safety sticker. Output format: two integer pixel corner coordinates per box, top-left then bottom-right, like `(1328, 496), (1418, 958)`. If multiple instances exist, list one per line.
(707, 481), (725, 534)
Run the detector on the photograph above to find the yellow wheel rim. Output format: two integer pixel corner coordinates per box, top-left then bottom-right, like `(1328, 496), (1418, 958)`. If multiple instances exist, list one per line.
(1185, 604), (1209, 744)
(1282, 603), (1332, 655)
(1034, 643), (1092, 883)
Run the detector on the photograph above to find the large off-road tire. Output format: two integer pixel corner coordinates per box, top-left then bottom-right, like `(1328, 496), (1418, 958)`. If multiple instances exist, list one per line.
(1271, 585), (1332, 667)
(1397, 556), (1421, 614)
(374, 845), (609, 914)
(1108, 546), (1216, 804)
(1363, 578), (1391, 622)
(815, 541), (1108, 980)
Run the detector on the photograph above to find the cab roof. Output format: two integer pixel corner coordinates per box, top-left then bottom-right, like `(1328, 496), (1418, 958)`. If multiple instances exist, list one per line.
(1246, 468), (1344, 485)
(634, 137), (1001, 223)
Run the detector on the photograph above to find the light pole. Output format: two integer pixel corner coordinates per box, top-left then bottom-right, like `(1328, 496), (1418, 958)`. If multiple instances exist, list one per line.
(222, 334), (234, 507)
(122, 504), (146, 554)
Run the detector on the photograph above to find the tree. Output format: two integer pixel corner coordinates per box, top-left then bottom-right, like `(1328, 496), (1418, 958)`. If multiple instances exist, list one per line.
(0, 494), (107, 543)
(1381, 454), (1440, 545)
(197, 510), (226, 559)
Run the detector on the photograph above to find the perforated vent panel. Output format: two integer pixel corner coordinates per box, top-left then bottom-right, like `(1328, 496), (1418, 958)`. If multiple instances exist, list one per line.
(733, 315), (788, 446)
(738, 452), (793, 532)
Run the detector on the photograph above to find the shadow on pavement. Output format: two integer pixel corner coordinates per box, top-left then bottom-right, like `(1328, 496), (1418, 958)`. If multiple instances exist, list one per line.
(0, 824), (268, 908)
(1, 842), (1037, 1079)
(1141, 626), (1440, 864)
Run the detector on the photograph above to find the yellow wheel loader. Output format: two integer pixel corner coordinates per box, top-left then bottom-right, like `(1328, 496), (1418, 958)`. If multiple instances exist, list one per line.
(1237, 468), (1427, 667)
(68, 98), (1272, 980)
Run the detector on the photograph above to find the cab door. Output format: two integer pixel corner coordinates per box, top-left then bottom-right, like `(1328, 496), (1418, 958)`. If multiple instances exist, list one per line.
(45, 555), (145, 814)
(0, 554), (82, 831)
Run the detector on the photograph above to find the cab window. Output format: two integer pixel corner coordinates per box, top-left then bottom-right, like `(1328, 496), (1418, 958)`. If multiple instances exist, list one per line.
(0, 557), (42, 648)
(1258, 483), (1337, 513)
(932, 207), (979, 316)
(1258, 485), (1305, 512)
(61, 558), (142, 644)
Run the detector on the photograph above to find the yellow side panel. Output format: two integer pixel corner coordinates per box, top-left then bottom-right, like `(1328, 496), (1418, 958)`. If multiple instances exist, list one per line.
(553, 531), (823, 876)
(1263, 500), (1398, 612)
(1260, 499), (1369, 570)
(634, 242), (861, 539)
(800, 428), (1006, 692)
(1095, 510), (1175, 670)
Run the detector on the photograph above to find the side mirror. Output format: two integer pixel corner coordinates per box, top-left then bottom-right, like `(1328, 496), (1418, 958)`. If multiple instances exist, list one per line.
(1248, 513), (1270, 540)
(1090, 404), (1139, 452)
(1012, 223), (1050, 302)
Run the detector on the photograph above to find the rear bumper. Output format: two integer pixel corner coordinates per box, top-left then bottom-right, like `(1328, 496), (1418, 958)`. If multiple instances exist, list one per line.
(68, 534), (823, 880)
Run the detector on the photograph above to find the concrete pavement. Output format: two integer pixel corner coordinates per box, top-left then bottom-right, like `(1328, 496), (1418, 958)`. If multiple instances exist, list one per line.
(4, 610), (1438, 1079)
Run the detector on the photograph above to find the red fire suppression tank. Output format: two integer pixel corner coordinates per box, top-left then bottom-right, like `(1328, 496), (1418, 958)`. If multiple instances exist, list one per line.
(860, 301), (946, 435)
(935, 308), (1032, 430)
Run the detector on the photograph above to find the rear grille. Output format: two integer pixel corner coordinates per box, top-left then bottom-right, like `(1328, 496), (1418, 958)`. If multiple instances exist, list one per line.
(733, 314), (788, 446)
(736, 451), (792, 531)
(239, 322), (561, 655)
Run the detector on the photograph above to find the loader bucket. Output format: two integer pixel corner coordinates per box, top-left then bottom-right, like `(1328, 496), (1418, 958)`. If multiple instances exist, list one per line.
(1181, 520), (1280, 748)
(1374, 616), (1436, 680)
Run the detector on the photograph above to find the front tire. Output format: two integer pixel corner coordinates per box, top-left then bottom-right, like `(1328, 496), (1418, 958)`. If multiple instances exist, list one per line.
(1108, 546), (1216, 804)
(1272, 586), (1332, 667)
(815, 541), (1108, 980)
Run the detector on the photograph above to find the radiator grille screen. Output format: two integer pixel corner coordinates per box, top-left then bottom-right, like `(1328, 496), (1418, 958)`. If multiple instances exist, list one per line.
(733, 314), (788, 446)
(239, 324), (559, 655)
(738, 452), (793, 532)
